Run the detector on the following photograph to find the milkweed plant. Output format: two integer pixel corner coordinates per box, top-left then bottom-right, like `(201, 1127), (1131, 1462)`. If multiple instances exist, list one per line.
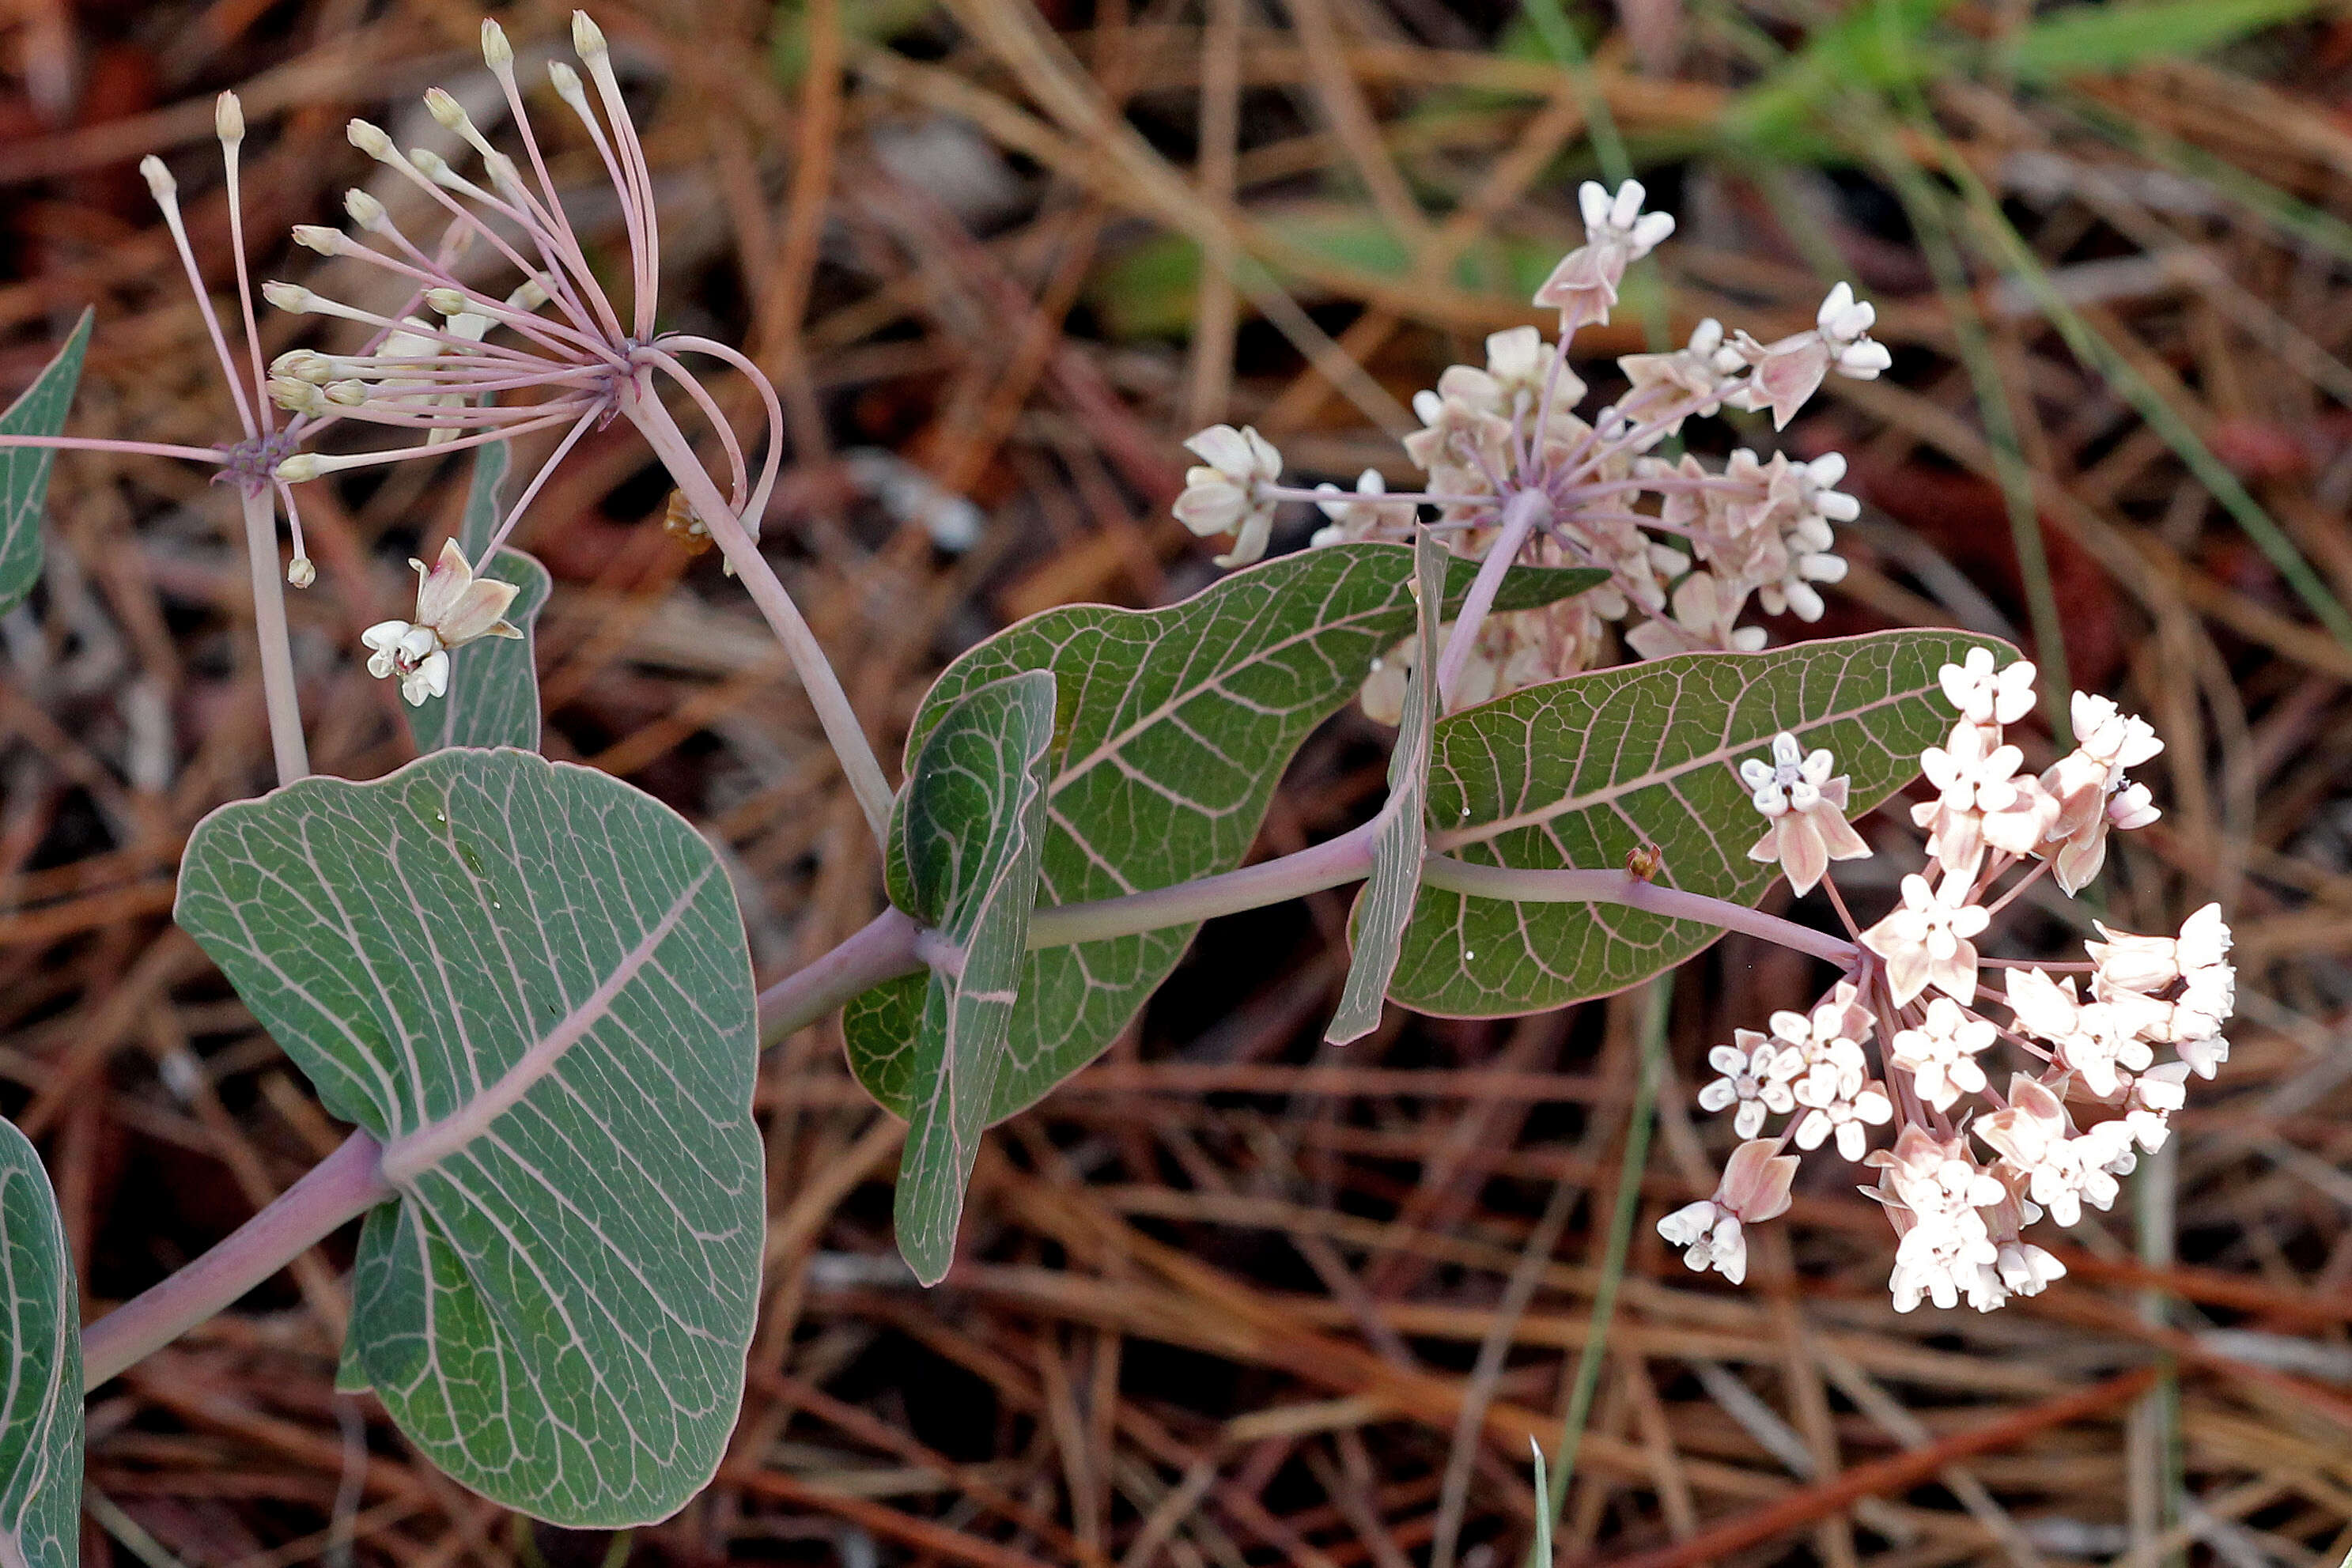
(0, 14), (2235, 1552)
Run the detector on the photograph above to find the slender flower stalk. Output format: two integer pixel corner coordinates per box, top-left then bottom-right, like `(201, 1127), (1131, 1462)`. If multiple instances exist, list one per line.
(0, 97), (323, 782)
(253, 13), (896, 835)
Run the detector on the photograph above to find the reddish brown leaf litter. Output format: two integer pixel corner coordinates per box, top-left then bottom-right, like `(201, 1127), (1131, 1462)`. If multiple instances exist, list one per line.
(6, 2), (2352, 1566)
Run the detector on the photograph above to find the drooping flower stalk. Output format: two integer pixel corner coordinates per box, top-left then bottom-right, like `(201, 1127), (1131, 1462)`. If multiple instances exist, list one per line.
(258, 13), (896, 837)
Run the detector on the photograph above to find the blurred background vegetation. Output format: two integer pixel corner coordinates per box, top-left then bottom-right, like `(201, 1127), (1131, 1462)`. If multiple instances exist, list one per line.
(5, 0), (2352, 1565)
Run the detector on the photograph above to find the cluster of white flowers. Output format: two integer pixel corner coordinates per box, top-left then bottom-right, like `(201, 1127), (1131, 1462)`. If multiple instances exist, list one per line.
(1167, 182), (1893, 715)
(1668, 653), (2233, 1313)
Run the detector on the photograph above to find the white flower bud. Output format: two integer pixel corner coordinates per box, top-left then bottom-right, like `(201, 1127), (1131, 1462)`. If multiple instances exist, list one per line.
(547, 59), (590, 111)
(215, 91), (245, 145)
(506, 278), (551, 312)
(346, 119), (395, 161)
(275, 454), (323, 482)
(424, 87), (470, 134)
(138, 155), (176, 201)
(573, 10), (610, 59)
(274, 349), (335, 383)
(286, 556), (316, 588)
(325, 380), (369, 406)
(482, 17), (514, 71)
(263, 281), (315, 313)
(344, 188), (388, 231)
(424, 286), (473, 318)
(409, 147), (452, 182)
(267, 377), (327, 416)
(291, 224), (342, 256)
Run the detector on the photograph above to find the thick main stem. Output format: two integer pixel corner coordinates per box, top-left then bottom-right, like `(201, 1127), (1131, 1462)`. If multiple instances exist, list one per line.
(82, 1131), (390, 1390)
(1435, 488), (1548, 708)
(626, 383), (897, 841)
(240, 487), (310, 784)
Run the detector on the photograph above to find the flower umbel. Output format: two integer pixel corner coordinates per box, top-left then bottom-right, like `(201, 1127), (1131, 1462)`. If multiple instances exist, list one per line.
(1667, 654), (2232, 1313)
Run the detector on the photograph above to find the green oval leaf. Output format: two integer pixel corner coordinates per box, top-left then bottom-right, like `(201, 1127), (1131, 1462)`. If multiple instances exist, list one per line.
(405, 440), (552, 754)
(1390, 629), (2010, 1017)
(0, 1116), (81, 1568)
(1326, 532), (1446, 1044)
(175, 750), (761, 1527)
(869, 671), (1057, 1283)
(847, 542), (1604, 1123)
(1, 310), (94, 618)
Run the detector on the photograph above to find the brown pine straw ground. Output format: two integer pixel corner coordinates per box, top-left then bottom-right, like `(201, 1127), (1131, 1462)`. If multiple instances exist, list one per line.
(6, 1), (2352, 1564)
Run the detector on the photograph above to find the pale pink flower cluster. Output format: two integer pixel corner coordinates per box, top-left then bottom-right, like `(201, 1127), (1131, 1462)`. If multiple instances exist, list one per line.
(1170, 183), (1893, 711)
(1673, 654), (2233, 1312)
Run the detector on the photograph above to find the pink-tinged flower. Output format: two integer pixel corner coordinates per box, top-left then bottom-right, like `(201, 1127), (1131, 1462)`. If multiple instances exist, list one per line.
(2122, 1061), (2190, 1150)
(361, 539), (522, 707)
(1741, 731), (1871, 894)
(1656, 1137), (1798, 1285)
(1888, 996), (1995, 1112)
(1973, 1074), (2132, 1227)
(1761, 980), (1876, 1078)
(1532, 179), (1675, 333)
(1938, 648), (2038, 727)
(2177, 1033), (2230, 1080)
(2040, 692), (2163, 894)
(1617, 317), (1747, 427)
(1401, 387), (1512, 478)
(1309, 469), (1416, 547)
(2087, 903), (2229, 995)
(1912, 719), (2040, 878)
(1174, 424), (1283, 567)
(1697, 1031), (1796, 1139)
(1731, 283), (1893, 429)
(2002, 967), (2154, 1099)
(1859, 871), (1990, 1006)
(1873, 1128), (2005, 1312)
(1995, 1240), (2067, 1298)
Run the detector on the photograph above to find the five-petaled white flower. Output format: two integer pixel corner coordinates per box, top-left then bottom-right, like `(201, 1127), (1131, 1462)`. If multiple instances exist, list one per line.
(1736, 282), (1893, 429)
(1532, 179), (1675, 331)
(1939, 648), (2037, 727)
(1859, 871), (1990, 1006)
(1657, 1137), (1797, 1285)
(1741, 732), (1870, 894)
(1173, 424), (1284, 568)
(1697, 1031), (1796, 1139)
(2040, 691), (2164, 894)
(361, 539), (522, 706)
(1913, 720), (2049, 878)
(1888, 997), (1996, 1113)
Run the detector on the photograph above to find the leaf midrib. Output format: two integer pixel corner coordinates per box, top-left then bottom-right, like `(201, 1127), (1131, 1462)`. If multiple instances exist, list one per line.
(380, 869), (712, 1185)
(1427, 672), (1943, 852)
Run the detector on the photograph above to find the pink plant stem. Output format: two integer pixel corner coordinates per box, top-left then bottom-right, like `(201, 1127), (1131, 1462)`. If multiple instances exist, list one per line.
(626, 380), (898, 840)
(641, 348), (750, 509)
(480, 407), (602, 561)
(661, 335), (788, 526)
(1435, 487), (1550, 708)
(758, 907), (925, 1044)
(335, 242), (615, 363)
(239, 486), (310, 784)
(81, 1130), (390, 1390)
(1422, 856), (1858, 965)
(0, 434), (226, 465)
